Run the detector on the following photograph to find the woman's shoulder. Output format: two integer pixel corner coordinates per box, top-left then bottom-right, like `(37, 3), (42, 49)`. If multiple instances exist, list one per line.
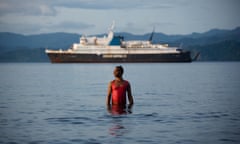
(109, 80), (116, 86)
(123, 80), (130, 85)
(110, 80), (115, 84)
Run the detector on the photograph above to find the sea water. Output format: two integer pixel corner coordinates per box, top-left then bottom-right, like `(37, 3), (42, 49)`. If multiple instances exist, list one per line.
(0, 62), (240, 144)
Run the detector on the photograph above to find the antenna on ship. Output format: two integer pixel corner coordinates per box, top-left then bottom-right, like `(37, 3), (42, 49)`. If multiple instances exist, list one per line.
(149, 26), (155, 43)
(109, 20), (115, 32)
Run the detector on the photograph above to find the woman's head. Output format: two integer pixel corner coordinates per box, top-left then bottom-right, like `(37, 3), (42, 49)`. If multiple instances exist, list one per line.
(114, 66), (124, 78)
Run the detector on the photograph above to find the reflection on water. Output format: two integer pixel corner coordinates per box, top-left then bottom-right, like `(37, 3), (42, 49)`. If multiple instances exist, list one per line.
(109, 120), (127, 137)
(107, 105), (133, 137)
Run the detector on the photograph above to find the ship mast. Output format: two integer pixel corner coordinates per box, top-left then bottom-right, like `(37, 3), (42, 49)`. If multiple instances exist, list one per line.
(149, 26), (155, 44)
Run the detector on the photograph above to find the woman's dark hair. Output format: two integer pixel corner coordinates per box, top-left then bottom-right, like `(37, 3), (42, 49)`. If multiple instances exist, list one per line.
(116, 65), (124, 75)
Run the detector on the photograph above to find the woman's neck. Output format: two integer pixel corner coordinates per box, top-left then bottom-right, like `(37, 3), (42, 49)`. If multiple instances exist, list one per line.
(115, 77), (123, 81)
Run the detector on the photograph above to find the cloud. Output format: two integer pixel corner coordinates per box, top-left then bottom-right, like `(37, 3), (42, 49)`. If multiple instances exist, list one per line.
(47, 22), (95, 34)
(0, 0), (239, 35)
(54, 21), (95, 29)
(0, 0), (57, 16)
(0, 20), (95, 35)
(0, 21), (43, 34)
(54, 0), (147, 9)
(0, 0), (174, 16)
(120, 22), (146, 34)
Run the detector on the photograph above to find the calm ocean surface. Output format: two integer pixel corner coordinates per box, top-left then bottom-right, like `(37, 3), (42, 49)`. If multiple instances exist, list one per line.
(0, 62), (240, 144)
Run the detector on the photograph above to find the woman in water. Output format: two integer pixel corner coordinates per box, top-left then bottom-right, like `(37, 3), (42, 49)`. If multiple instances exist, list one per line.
(106, 66), (134, 114)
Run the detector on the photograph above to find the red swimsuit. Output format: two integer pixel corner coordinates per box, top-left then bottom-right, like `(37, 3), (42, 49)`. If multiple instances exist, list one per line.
(111, 80), (129, 105)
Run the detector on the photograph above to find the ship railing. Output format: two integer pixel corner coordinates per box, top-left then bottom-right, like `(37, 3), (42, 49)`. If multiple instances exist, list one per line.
(71, 48), (180, 54)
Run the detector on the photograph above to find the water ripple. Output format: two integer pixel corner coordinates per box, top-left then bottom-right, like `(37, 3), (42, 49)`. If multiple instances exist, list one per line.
(45, 116), (92, 125)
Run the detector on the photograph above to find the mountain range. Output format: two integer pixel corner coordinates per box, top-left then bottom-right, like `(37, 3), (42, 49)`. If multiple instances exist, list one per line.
(0, 27), (240, 62)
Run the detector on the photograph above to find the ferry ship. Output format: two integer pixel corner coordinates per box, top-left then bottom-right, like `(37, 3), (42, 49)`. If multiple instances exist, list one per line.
(45, 22), (199, 63)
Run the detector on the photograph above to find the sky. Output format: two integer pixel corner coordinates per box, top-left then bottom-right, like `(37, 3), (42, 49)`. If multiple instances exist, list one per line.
(0, 0), (239, 35)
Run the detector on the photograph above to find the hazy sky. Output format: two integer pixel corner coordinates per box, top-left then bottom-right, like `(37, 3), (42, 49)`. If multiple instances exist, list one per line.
(0, 0), (239, 35)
